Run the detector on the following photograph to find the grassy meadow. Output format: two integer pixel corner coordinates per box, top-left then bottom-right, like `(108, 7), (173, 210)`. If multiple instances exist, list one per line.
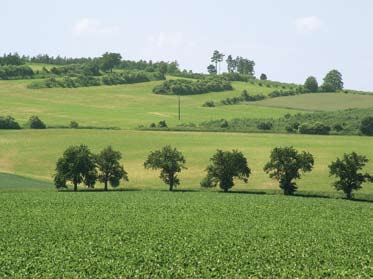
(1, 129), (373, 194)
(256, 93), (373, 111)
(0, 79), (300, 129)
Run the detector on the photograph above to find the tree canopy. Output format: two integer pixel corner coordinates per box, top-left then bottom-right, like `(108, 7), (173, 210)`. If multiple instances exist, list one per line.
(304, 76), (319, 92)
(204, 149), (251, 192)
(96, 146), (128, 191)
(100, 52), (122, 72)
(144, 145), (186, 191)
(54, 145), (97, 191)
(329, 152), (371, 199)
(264, 146), (314, 195)
(321, 69), (343, 92)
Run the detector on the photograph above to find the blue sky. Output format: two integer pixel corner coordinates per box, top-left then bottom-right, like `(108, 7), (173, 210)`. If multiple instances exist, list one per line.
(2, 0), (373, 90)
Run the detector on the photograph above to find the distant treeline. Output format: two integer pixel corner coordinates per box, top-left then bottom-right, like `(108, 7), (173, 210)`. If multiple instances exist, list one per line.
(28, 71), (165, 89)
(153, 77), (233, 95)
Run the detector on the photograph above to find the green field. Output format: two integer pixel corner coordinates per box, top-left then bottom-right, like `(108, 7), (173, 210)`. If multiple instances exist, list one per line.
(0, 191), (371, 278)
(256, 93), (373, 111)
(0, 173), (52, 192)
(1, 129), (373, 194)
(1, 63), (373, 279)
(0, 79), (299, 129)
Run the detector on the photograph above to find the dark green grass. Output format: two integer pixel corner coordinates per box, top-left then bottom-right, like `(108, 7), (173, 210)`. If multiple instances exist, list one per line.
(0, 191), (371, 278)
(0, 173), (52, 192)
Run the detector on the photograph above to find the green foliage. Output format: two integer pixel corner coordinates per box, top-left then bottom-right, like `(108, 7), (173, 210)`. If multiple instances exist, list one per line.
(321, 69), (343, 92)
(202, 101), (215, 107)
(298, 122), (331, 135)
(153, 77), (232, 95)
(360, 116), (373, 136)
(0, 192), (371, 278)
(257, 121), (273, 130)
(144, 145), (186, 191)
(69, 121), (79, 129)
(260, 73), (267, 80)
(264, 147), (314, 195)
(0, 53), (24, 65)
(200, 175), (215, 188)
(219, 90), (265, 106)
(28, 71), (164, 89)
(211, 50), (225, 74)
(54, 145), (97, 191)
(0, 116), (21, 129)
(304, 76), (319, 92)
(329, 152), (371, 199)
(28, 115), (46, 129)
(207, 64), (217, 75)
(205, 149), (251, 192)
(99, 52), (122, 72)
(0, 65), (34, 79)
(157, 120), (168, 128)
(96, 146), (128, 191)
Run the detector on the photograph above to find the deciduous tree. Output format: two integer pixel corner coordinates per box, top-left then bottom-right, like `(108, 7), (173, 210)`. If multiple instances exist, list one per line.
(264, 146), (314, 195)
(204, 150), (251, 192)
(54, 145), (97, 191)
(329, 152), (371, 199)
(144, 145), (186, 191)
(96, 146), (128, 191)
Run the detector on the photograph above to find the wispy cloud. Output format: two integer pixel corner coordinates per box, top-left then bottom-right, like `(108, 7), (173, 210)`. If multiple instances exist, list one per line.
(295, 16), (323, 33)
(148, 32), (196, 49)
(72, 18), (120, 37)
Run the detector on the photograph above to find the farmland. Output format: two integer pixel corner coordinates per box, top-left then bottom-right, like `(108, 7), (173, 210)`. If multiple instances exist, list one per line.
(0, 191), (371, 278)
(1, 129), (373, 195)
(1, 60), (373, 278)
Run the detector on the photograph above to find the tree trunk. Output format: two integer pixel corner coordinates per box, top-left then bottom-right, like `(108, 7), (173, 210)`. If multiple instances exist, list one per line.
(223, 188), (228, 193)
(169, 183), (173, 191)
(104, 180), (108, 191)
(346, 191), (352, 200)
(74, 182), (77, 192)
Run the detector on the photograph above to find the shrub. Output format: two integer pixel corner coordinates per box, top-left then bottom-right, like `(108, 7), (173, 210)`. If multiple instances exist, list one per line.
(220, 119), (229, 128)
(153, 77), (232, 95)
(0, 116), (21, 129)
(200, 175), (215, 188)
(149, 123), (156, 128)
(257, 121), (273, 130)
(360, 116), (373, 136)
(70, 121), (79, 129)
(158, 120), (168, 128)
(0, 65), (34, 80)
(28, 116), (46, 129)
(286, 122), (300, 133)
(202, 101), (215, 107)
(298, 122), (331, 135)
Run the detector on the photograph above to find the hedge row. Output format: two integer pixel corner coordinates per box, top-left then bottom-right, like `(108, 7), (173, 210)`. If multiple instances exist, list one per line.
(153, 78), (233, 95)
(28, 71), (165, 89)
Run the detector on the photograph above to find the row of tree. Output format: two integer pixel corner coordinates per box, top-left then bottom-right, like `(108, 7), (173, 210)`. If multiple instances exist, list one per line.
(54, 145), (371, 199)
(208, 50), (255, 76)
(304, 70), (343, 93)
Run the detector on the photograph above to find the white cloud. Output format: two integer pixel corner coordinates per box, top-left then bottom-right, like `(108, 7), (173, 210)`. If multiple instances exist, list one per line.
(147, 32), (197, 49)
(72, 18), (120, 37)
(295, 16), (323, 33)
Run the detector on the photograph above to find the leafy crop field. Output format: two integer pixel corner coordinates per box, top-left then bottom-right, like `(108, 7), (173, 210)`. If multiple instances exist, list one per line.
(1, 129), (373, 194)
(0, 191), (371, 278)
(256, 93), (373, 111)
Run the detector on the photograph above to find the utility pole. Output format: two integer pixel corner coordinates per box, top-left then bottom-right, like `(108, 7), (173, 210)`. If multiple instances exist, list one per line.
(178, 95), (181, 120)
